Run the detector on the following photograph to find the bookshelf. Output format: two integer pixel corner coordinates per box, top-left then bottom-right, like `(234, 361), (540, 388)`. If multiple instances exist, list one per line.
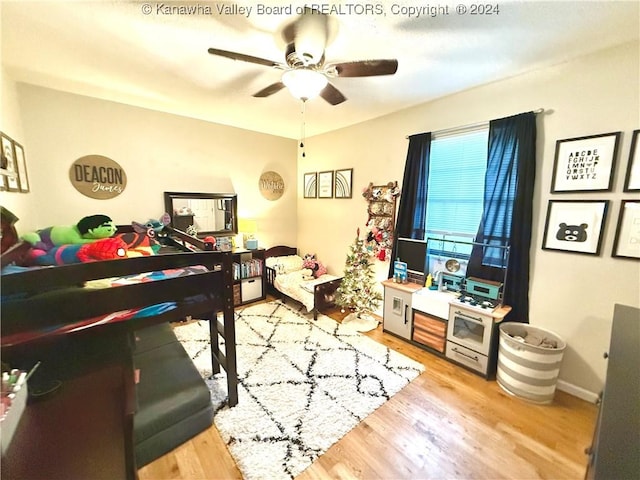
(231, 248), (265, 306)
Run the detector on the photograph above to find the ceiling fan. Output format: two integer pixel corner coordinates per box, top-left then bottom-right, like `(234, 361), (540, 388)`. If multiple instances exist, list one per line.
(207, 7), (398, 105)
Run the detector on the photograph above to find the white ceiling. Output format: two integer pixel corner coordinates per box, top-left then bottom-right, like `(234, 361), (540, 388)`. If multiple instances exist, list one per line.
(2, 1), (639, 140)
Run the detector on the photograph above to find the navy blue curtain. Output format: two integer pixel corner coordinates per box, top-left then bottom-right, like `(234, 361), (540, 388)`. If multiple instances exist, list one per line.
(468, 112), (537, 323)
(389, 132), (431, 277)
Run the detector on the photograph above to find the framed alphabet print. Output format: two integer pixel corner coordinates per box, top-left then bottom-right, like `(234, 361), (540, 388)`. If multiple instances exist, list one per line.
(334, 168), (353, 198)
(1, 132), (20, 192)
(542, 200), (609, 255)
(303, 172), (317, 198)
(318, 170), (334, 198)
(612, 200), (640, 259)
(623, 129), (640, 192)
(551, 132), (621, 193)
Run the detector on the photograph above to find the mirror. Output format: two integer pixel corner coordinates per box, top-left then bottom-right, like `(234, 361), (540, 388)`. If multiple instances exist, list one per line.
(164, 191), (238, 236)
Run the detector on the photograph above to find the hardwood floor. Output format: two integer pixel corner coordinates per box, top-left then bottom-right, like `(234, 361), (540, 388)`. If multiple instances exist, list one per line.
(138, 298), (597, 480)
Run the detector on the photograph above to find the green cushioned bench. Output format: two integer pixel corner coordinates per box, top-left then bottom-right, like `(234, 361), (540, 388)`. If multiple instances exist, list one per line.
(133, 323), (213, 467)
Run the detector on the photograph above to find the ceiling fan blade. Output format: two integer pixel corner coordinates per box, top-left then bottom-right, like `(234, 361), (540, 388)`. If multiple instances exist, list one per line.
(319, 82), (346, 105)
(253, 82), (286, 98)
(330, 59), (398, 77)
(207, 48), (283, 68)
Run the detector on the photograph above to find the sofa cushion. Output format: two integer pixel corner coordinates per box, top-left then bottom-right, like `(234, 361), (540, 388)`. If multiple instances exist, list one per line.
(133, 322), (177, 355)
(135, 404), (212, 467)
(133, 336), (212, 464)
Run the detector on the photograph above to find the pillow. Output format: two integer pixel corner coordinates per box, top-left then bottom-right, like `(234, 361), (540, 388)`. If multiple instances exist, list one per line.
(265, 255), (304, 274)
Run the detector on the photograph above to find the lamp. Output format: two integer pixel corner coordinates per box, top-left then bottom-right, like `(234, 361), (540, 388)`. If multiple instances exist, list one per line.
(281, 68), (328, 101)
(238, 218), (258, 249)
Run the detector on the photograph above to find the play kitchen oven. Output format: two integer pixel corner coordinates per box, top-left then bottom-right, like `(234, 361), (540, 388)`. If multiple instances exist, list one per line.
(446, 277), (509, 378)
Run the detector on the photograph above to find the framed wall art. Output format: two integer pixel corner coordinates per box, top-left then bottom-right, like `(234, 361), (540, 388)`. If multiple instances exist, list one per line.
(334, 168), (353, 198)
(303, 172), (317, 198)
(550, 131), (621, 193)
(1, 132), (20, 192)
(13, 141), (29, 193)
(623, 129), (640, 192)
(317, 170), (334, 198)
(612, 200), (640, 259)
(542, 200), (609, 255)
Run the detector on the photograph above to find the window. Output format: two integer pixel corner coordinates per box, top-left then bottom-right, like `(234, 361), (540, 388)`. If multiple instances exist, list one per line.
(425, 126), (489, 261)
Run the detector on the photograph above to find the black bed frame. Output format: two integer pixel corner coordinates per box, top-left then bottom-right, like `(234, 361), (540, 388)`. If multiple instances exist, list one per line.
(2, 227), (238, 402)
(264, 245), (343, 320)
(1, 226), (238, 478)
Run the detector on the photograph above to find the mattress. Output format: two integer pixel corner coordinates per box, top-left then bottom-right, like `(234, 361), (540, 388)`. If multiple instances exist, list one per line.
(273, 270), (339, 312)
(1, 265), (210, 347)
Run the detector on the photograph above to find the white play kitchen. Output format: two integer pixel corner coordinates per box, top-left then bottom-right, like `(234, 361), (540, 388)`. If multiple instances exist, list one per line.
(383, 237), (512, 378)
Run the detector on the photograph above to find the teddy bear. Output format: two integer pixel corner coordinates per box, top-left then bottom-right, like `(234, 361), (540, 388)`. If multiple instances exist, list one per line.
(302, 253), (327, 278)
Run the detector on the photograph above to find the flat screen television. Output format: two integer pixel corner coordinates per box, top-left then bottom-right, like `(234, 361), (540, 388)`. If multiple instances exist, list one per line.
(395, 237), (427, 275)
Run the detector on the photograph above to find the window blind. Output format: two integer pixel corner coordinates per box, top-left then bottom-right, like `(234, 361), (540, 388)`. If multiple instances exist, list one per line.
(425, 127), (489, 241)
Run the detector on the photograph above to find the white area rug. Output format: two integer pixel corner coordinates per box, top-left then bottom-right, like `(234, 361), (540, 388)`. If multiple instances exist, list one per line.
(174, 300), (424, 480)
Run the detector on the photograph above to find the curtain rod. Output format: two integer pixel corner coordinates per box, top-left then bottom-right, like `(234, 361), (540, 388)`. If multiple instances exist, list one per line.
(406, 108), (545, 139)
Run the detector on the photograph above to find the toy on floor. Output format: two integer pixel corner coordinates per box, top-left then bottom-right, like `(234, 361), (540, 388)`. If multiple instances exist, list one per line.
(21, 215), (117, 252)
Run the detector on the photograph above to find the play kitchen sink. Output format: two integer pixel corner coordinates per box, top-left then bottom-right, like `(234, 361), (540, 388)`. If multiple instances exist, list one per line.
(413, 288), (457, 319)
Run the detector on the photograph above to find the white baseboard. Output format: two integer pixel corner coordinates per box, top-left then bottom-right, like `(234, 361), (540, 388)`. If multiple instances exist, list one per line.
(556, 380), (599, 403)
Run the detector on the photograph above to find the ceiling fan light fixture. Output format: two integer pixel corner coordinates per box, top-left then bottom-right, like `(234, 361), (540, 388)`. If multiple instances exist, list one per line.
(281, 69), (328, 100)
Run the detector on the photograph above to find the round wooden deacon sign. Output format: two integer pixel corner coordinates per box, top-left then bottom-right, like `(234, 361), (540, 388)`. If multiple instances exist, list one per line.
(69, 155), (127, 199)
(259, 171), (284, 201)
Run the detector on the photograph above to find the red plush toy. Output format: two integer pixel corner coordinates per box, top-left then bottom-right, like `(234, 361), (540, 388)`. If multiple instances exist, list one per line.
(31, 237), (128, 266)
(76, 237), (127, 262)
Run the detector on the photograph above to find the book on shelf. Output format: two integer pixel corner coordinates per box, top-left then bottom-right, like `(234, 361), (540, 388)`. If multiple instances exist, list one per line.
(232, 259), (263, 280)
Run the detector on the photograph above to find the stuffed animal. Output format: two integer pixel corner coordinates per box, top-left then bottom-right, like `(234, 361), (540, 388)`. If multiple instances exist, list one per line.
(131, 213), (170, 240)
(302, 253), (327, 278)
(31, 237), (128, 266)
(117, 213), (170, 257)
(21, 214), (116, 251)
(114, 231), (160, 257)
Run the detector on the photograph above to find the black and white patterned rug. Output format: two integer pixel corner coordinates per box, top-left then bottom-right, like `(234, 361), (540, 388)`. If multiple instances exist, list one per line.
(174, 300), (425, 480)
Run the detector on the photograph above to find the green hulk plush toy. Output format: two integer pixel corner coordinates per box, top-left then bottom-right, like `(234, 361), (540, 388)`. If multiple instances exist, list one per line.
(21, 214), (117, 252)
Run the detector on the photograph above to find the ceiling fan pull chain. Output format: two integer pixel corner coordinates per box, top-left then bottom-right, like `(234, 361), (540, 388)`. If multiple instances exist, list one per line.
(300, 99), (306, 158)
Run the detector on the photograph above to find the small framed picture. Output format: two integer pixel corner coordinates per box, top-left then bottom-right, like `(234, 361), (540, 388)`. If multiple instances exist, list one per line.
(1, 132), (20, 192)
(542, 200), (609, 255)
(318, 170), (334, 198)
(334, 168), (353, 198)
(303, 172), (317, 198)
(13, 141), (29, 193)
(612, 200), (640, 259)
(550, 132), (621, 193)
(623, 129), (640, 192)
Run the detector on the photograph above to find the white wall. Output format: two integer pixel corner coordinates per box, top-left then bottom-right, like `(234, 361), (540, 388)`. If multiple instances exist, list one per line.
(2, 81), (298, 247)
(299, 42), (640, 398)
(1, 68), (29, 220)
(3, 42), (638, 399)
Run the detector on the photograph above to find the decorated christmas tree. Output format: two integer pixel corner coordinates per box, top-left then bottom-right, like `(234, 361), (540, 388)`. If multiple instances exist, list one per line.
(336, 229), (383, 323)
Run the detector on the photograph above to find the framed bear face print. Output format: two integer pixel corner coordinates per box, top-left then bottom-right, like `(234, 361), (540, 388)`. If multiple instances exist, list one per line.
(542, 200), (609, 255)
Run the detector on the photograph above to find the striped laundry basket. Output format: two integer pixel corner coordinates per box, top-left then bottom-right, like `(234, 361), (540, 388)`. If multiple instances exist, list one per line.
(497, 323), (566, 404)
